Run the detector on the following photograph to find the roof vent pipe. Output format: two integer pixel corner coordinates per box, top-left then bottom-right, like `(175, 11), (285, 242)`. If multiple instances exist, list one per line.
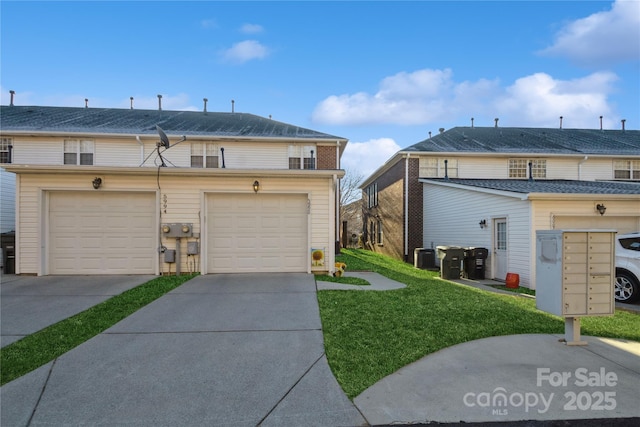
(439, 127), (445, 134)
(9, 90), (15, 106)
(599, 115), (603, 130)
(158, 94), (162, 111)
(203, 98), (208, 113)
(130, 97), (134, 109)
(429, 131), (432, 139)
(471, 117), (474, 128)
(231, 99), (235, 113)
(621, 119), (626, 131)
(494, 118), (499, 128)
(85, 98), (89, 108)
(559, 116), (563, 129)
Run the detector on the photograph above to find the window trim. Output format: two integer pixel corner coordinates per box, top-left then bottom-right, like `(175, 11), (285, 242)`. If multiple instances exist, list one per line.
(190, 142), (219, 168)
(63, 139), (94, 165)
(613, 159), (640, 180)
(508, 158), (546, 179)
(0, 137), (12, 164)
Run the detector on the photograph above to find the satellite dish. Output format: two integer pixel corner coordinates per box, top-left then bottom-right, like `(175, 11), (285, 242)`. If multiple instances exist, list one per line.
(156, 125), (170, 148)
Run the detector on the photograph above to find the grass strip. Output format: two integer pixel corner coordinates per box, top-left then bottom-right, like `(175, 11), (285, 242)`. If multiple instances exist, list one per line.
(1, 274), (197, 385)
(318, 249), (640, 399)
(315, 275), (370, 286)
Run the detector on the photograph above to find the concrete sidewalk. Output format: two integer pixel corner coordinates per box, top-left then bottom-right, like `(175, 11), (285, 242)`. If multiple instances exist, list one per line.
(1, 273), (366, 427)
(354, 334), (640, 425)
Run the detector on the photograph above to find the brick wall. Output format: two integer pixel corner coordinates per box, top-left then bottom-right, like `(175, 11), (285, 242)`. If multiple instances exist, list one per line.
(317, 146), (337, 169)
(362, 157), (423, 263)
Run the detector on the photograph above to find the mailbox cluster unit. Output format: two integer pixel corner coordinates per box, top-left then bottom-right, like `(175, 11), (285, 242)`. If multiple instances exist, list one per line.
(536, 230), (615, 345)
(536, 230), (615, 317)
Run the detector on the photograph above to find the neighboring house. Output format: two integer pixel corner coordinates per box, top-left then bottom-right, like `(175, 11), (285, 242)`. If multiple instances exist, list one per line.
(340, 198), (363, 248)
(0, 104), (347, 276)
(360, 125), (640, 288)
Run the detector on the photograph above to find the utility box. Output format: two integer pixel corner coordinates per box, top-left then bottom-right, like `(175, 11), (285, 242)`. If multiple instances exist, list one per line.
(414, 248), (436, 269)
(437, 246), (464, 279)
(536, 230), (615, 317)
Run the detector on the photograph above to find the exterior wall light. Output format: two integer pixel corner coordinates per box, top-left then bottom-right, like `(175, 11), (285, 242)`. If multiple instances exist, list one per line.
(596, 204), (607, 216)
(92, 177), (102, 189)
(479, 219), (487, 229)
(253, 180), (260, 193)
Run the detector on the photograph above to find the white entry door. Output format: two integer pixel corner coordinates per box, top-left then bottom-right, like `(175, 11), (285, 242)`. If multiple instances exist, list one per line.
(493, 218), (508, 281)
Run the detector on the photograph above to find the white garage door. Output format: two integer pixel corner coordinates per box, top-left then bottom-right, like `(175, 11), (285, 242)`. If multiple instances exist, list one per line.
(554, 216), (639, 234)
(49, 192), (156, 274)
(207, 193), (308, 273)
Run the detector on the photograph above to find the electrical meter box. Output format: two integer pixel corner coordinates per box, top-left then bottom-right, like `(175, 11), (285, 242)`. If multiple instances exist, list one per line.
(536, 230), (615, 317)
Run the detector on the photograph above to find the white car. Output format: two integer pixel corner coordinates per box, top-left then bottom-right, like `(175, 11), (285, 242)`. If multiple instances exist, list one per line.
(615, 232), (640, 303)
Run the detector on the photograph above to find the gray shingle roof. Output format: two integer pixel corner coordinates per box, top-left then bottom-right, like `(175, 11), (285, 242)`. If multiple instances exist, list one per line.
(422, 178), (640, 195)
(405, 127), (640, 155)
(0, 106), (346, 140)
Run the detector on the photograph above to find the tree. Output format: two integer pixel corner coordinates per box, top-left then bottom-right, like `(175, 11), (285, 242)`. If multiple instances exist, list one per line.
(339, 169), (365, 247)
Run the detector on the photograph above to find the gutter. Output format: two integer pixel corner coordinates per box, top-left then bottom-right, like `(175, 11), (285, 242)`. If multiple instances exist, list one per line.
(578, 156), (588, 180)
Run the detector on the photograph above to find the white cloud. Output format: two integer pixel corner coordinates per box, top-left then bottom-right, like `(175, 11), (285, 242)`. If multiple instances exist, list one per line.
(495, 72), (618, 128)
(240, 23), (263, 34)
(312, 68), (621, 129)
(341, 138), (402, 178)
(539, 0), (640, 65)
(312, 69), (499, 126)
(220, 40), (269, 64)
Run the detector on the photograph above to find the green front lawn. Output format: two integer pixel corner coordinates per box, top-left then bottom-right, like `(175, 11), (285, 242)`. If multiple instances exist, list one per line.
(318, 249), (640, 399)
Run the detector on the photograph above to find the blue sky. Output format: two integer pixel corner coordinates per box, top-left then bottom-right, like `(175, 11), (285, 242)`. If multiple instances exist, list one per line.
(1, 1), (639, 178)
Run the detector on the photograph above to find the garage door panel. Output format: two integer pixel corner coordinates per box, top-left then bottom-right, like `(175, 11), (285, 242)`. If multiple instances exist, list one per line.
(554, 216), (639, 234)
(207, 193), (307, 273)
(49, 192), (155, 274)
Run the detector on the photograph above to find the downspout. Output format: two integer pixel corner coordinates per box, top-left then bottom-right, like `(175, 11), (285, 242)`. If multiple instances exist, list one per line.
(334, 173), (339, 256)
(404, 153), (409, 261)
(578, 156), (588, 180)
(136, 136), (144, 164)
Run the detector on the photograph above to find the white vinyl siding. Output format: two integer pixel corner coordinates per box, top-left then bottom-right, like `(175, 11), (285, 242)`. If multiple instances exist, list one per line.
(423, 182), (532, 287)
(13, 172), (335, 275)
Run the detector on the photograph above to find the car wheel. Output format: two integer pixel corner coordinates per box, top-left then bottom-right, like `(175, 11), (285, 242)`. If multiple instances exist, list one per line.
(615, 270), (640, 303)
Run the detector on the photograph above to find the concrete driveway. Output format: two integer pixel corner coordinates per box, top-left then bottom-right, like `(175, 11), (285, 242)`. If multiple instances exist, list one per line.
(1, 273), (366, 426)
(1, 274), (155, 347)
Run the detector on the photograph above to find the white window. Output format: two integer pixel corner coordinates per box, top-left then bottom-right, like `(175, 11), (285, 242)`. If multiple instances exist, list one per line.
(289, 145), (316, 169)
(64, 139), (94, 165)
(509, 159), (546, 178)
(366, 182), (378, 208)
(614, 160), (640, 180)
(0, 137), (12, 164)
(377, 220), (383, 245)
(420, 158), (458, 178)
(191, 143), (219, 168)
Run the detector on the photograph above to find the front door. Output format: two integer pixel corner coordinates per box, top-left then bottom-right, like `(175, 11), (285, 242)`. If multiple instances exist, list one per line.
(493, 218), (508, 281)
